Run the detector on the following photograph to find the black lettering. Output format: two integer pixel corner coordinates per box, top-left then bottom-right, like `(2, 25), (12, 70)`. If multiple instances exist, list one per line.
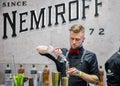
(82, 0), (89, 19)
(69, 0), (79, 21)
(3, 11), (17, 39)
(17, 1), (21, 6)
(89, 28), (94, 35)
(2, 1), (27, 7)
(19, 12), (28, 32)
(99, 28), (104, 35)
(48, 6), (52, 26)
(7, 2), (10, 7)
(2, 2), (6, 7)
(11, 1), (16, 7)
(55, 3), (66, 25)
(22, 1), (27, 6)
(30, 8), (45, 30)
(95, 0), (102, 16)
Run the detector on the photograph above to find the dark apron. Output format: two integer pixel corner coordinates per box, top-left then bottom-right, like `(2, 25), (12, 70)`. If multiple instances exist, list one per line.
(67, 50), (89, 86)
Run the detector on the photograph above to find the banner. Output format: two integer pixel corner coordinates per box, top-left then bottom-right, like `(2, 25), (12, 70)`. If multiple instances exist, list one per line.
(0, 0), (120, 66)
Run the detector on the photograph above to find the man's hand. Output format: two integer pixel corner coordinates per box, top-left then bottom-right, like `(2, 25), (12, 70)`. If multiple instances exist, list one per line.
(36, 45), (48, 54)
(36, 45), (63, 59)
(53, 48), (62, 56)
(67, 67), (99, 84)
(66, 67), (80, 76)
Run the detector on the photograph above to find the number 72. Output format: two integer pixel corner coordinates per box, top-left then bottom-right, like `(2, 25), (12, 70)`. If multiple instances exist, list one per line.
(89, 28), (104, 35)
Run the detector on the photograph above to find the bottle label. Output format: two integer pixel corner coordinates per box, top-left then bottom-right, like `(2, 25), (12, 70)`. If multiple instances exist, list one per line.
(5, 70), (11, 73)
(31, 70), (37, 74)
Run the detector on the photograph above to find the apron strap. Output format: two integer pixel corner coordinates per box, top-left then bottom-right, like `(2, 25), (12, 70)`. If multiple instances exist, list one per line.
(80, 50), (90, 86)
(80, 49), (86, 63)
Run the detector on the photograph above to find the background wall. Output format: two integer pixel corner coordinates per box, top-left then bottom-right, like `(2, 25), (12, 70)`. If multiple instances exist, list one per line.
(0, 0), (120, 85)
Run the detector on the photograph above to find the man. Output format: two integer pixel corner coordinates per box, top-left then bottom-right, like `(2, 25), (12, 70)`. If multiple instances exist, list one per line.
(105, 48), (120, 86)
(37, 24), (99, 86)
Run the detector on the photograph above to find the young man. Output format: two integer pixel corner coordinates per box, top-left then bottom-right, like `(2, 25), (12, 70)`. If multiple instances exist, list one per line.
(37, 24), (99, 86)
(105, 48), (120, 86)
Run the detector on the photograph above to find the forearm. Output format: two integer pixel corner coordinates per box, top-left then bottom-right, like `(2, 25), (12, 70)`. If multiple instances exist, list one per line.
(77, 72), (99, 84)
(40, 53), (57, 61)
(40, 53), (67, 76)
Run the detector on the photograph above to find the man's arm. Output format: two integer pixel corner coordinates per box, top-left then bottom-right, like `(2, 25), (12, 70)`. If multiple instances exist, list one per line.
(66, 67), (99, 84)
(66, 53), (100, 84)
(36, 46), (67, 76)
(78, 71), (99, 84)
(40, 53), (67, 77)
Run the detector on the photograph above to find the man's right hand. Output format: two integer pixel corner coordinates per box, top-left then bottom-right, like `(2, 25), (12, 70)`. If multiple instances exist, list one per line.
(36, 45), (48, 54)
(53, 48), (62, 56)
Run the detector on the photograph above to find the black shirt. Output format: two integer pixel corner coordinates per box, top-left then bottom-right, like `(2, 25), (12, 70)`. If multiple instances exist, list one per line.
(105, 51), (120, 86)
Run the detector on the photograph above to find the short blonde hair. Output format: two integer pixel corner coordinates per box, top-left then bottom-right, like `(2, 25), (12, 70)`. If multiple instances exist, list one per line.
(69, 24), (85, 33)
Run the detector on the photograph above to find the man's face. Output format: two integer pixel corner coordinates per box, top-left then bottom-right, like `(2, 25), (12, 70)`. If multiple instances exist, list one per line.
(70, 31), (85, 49)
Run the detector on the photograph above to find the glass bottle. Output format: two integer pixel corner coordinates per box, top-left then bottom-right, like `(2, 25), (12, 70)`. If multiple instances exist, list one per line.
(43, 65), (50, 86)
(18, 64), (25, 74)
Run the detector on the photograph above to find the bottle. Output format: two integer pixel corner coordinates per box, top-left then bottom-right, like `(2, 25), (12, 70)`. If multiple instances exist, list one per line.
(4, 64), (14, 86)
(43, 65), (50, 86)
(30, 64), (38, 86)
(18, 64), (25, 74)
(97, 65), (104, 86)
(38, 71), (44, 86)
(5, 64), (12, 80)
